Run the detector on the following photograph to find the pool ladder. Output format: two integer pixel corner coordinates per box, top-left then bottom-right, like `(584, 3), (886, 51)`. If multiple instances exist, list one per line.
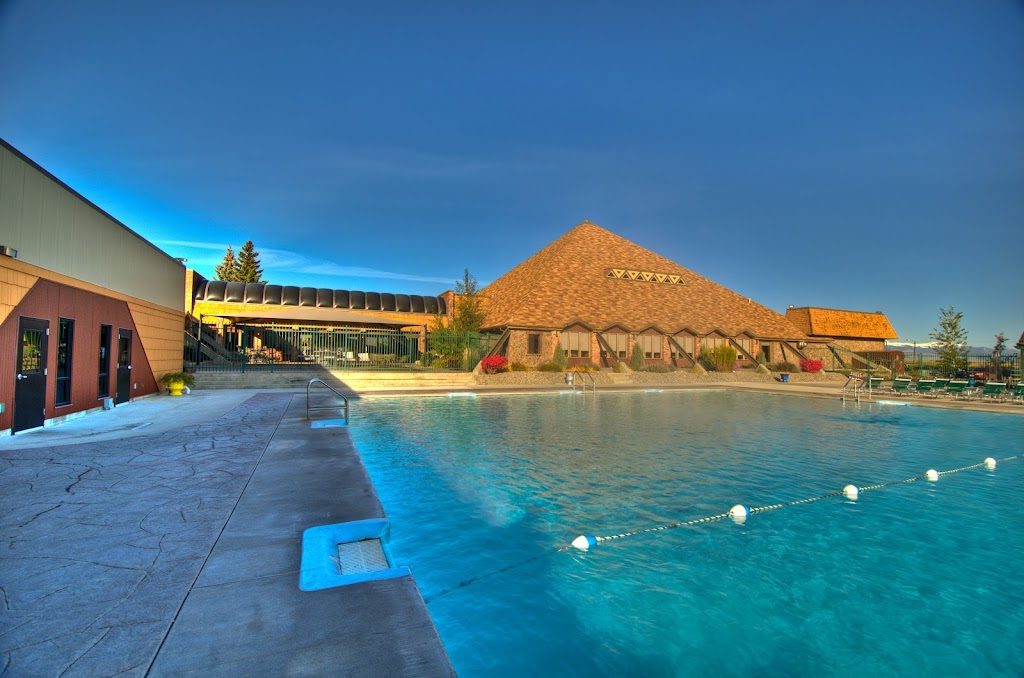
(565, 371), (596, 394)
(842, 372), (865, 403)
(306, 378), (350, 424)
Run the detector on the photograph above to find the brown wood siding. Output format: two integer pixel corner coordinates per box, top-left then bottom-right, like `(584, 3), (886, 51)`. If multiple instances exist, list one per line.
(1, 279), (164, 432)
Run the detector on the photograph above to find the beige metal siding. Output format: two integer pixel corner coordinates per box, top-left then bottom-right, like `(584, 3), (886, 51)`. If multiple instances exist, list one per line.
(0, 144), (184, 311)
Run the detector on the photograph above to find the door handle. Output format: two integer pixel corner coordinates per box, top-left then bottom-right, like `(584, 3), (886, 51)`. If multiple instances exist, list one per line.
(17, 374), (26, 380)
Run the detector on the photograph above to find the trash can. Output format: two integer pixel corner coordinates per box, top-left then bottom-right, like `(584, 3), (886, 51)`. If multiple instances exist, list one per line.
(781, 373), (789, 384)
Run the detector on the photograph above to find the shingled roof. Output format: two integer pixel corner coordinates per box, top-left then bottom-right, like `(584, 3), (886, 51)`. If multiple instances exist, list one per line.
(785, 307), (898, 340)
(479, 221), (807, 339)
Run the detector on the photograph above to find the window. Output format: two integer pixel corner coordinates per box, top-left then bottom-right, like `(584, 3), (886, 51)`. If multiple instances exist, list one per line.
(600, 333), (628, 358)
(527, 333), (542, 355)
(640, 334), (662, 359)
(559, 331), (590, 358)
(702, 335), (724, 352)
(98, 325), (111, 397)
(735, 336), (752, 355)
(672, 334), (695, 356)
(56, 318), (74, 406)
(20, 329), (44, 373)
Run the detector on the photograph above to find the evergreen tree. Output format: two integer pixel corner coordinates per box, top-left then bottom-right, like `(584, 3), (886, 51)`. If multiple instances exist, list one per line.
(452, 268), (485, 333)
(992, 332), (1006, 381)
(928, 306), (969, 377)
(214, 246), (239, 281)
(236, 240), (265, 284)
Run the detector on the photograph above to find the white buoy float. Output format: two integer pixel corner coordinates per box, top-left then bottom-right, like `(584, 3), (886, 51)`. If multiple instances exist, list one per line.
(925, 469), (939, 482)
(984, 457), (997, 470)
(729, 504), (748, 525)
(843, 484), (859, 500)
(571, 535), (598, 551)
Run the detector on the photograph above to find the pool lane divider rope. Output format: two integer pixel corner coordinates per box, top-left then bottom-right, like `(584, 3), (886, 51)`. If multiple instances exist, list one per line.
(570, 455), (1019, 551)
(425, 455), (1019, 602)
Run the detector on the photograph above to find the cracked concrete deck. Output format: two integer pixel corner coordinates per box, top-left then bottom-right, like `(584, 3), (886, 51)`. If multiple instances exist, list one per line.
(0, 391), (453, 677)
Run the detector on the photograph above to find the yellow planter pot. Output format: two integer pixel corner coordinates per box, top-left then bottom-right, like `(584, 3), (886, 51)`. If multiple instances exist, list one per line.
(166, 379), (184, 396)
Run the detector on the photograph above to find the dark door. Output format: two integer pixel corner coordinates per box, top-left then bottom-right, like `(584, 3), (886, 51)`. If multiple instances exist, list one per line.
(14, 317), (49, 433)
(116, 329), (132, 404)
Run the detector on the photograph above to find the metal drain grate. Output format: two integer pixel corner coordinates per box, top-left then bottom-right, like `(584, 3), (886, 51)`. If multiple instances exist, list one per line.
(337, 539), (389, 575)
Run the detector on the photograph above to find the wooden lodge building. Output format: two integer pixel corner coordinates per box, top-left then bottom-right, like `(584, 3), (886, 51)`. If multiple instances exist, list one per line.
(478, 221), (817, 369)
(784, 307), (898, 353)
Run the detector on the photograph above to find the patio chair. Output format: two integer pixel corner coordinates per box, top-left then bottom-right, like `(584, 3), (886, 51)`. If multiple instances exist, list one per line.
(979, 381), (1007, 400)
(913, 379), (937, 397)
(891, 377), (913, 395)
(945, 380), (970, 400)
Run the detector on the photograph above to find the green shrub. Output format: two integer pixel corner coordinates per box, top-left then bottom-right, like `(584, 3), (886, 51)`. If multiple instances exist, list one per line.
(641, 364), (673, 373)
(552, 344), (568, 368)
(613, 362), (625, 373)
(509, 362), (530, 372)
(702, 346), (737, 372)
(537, 362), (564, 372)
(769, 361), (798, 373)
(629, 344), (645, 371)
(159, 371), (195, 387)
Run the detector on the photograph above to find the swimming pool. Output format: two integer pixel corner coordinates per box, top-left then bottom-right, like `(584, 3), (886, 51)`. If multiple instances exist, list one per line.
(349, 390), (1024, 677)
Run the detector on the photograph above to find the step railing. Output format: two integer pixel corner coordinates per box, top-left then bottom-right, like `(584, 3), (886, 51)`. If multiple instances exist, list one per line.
(564, 370), (596, 394)
(842, 371), (865, 403)
(306, 378), (349, 424)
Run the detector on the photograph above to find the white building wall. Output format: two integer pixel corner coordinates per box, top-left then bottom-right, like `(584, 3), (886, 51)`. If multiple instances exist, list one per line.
(0, 141), (184, 311)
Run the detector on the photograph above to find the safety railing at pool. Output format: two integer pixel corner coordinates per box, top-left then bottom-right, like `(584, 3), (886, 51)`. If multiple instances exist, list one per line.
(306, 378), (349, 424)
(564, 370), (596, 394)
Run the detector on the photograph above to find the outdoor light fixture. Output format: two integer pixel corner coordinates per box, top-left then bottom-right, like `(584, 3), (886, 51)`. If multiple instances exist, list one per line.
(0, 245), (17, 258)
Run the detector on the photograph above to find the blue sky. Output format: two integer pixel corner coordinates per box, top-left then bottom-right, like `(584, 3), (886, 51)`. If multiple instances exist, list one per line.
(1, 1), (1022, 347)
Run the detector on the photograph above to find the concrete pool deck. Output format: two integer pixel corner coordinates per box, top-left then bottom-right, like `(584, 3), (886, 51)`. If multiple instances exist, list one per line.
(2, 379), (1019, 675)
(0, 390), (454, 677)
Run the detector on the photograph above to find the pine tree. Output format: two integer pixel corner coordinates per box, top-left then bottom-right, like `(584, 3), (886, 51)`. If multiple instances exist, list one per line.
(928, 306), (969, 377)
(214, 246), (239, 281)
(235, 240), (265, 284)
(452, 268), (485, 333)
(992, 332), (1006, 381)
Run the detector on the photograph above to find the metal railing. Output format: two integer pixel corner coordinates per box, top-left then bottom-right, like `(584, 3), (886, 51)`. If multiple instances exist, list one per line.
(565, 370), (596, 394)
(185, 321), (498, 373)
(306, 378), (349, 424)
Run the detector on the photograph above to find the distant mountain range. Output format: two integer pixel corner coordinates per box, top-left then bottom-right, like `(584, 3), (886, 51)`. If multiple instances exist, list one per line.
(886, 341), (1002, 355)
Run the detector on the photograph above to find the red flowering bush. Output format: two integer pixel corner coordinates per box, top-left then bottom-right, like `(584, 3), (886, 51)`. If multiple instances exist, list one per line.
(799, 358), (823, 373)
(480, 356), (509, 374)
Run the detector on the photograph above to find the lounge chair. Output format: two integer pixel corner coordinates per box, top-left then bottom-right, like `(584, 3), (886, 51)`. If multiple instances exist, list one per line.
(867, 376), (884, 391)
(979, 382), (1007, 400)
(933, 378), (950, 391)
(891, 377), (913, 395)
(945, 380), (970, 399)
(914, 379), (937, 397)
(1012, 384), (1024, 403)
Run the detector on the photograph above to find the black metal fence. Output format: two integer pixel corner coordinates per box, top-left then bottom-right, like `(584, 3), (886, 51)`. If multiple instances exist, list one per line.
(817, 344), (1020, 383)
(185, 321), (498, 372)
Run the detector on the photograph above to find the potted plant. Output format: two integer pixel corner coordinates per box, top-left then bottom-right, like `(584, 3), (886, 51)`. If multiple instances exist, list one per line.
(159, 370), (195, 396)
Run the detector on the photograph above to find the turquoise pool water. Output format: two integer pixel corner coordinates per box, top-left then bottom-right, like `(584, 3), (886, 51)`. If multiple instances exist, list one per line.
(349, 391), (1024, 677)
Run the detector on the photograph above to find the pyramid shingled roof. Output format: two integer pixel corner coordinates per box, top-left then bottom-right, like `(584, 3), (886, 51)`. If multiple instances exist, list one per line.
(479, 221), (807, 339)
(786, 307), (898, 340)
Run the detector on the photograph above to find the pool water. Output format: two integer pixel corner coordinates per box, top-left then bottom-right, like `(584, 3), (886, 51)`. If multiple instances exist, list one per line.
(349, 391), (1024, 677)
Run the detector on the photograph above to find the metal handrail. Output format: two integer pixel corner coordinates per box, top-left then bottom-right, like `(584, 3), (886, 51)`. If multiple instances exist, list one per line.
(564, 370), (596, 394)
(306, 378), (349, 423)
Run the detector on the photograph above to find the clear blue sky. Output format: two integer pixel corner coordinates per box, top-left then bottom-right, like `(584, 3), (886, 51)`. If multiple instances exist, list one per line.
(2, 1), (1022, 348)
